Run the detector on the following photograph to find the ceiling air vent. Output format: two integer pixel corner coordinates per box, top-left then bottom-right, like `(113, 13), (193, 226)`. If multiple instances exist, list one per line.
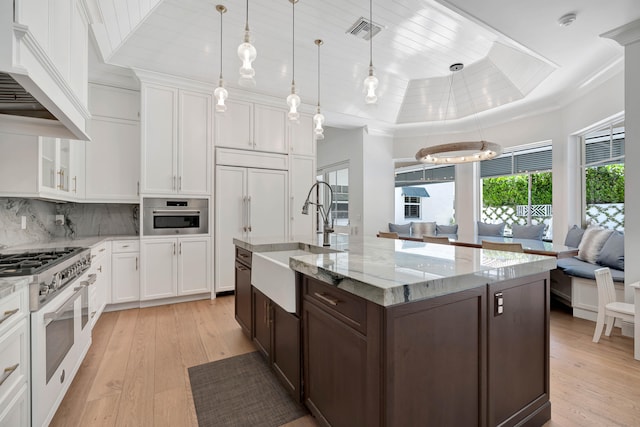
(347, 17), (383, 41)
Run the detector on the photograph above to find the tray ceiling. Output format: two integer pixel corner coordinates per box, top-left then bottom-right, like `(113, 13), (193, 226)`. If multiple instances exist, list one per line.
(86, 0), (639, 130)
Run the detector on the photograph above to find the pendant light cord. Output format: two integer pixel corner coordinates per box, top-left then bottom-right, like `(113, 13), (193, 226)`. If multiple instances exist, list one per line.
(219, 8), (224, 80)
(369, 0), (373, 68)
(460, 71), (485, 142)
(317, 42), (321, 107)
(245, 0), (249, 32)
(291, 1), (296, 87)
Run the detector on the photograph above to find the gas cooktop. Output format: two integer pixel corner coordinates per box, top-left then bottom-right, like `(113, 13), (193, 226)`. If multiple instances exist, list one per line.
(0, 247), (86, 277)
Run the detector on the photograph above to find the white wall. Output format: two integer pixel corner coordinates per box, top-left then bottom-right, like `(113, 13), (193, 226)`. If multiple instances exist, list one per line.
(317, 127), (364, 236)
(362, 130), (394, 236)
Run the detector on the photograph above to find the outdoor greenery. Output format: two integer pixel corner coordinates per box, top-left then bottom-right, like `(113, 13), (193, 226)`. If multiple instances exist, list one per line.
(585, 164), (625, 203)
(482, 172), (552, 207)
(482, 164), (624, 207)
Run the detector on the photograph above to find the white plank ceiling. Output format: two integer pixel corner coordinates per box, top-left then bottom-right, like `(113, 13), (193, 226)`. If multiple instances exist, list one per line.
(86, 0), (640, 130)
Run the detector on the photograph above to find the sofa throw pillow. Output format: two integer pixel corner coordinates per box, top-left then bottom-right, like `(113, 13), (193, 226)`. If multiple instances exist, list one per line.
(436, 224), (458, 235)
(577, 227), (614, 264)
(388, 223), (411, 235)
(477, 221), (505, 237)
(512, 223), (546, 240)
(596, 231), (624, 271)
(564, 225), (585, 248)
(411, 221), (436, 237)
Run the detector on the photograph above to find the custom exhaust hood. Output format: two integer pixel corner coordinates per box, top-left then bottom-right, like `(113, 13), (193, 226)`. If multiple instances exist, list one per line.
(0, 73), (57, 120)
(0, 2), (91, 141)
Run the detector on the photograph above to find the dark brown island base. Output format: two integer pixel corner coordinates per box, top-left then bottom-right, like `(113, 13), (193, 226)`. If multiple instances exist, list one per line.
(233, 236), (556, 427)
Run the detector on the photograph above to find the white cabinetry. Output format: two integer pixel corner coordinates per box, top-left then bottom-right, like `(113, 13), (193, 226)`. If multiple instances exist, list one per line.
(0, 285), (30, 426)
(215, 158), (288, 293)
(140, 83), (211, 195)
(290, 155), (316, 239)
(215, 100), (289, 154)
(85, 84), (140, 202)
(88, 241), (111, 328)
(111, 240), (140, 304)
(289, 114), (315, 156)
(0, 134), (83, 202)
(140, 237), (210, 301)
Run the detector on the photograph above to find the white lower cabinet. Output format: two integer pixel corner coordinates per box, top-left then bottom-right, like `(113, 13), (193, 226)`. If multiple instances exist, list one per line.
(0, 285), (29, 427)
(141, 237), (210, 301)
(111, 240), (140, 304)
(89, 242), (111, 327)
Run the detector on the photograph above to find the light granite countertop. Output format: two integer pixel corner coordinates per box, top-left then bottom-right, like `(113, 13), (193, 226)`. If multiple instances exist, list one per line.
(1, 235), (139, 252)
(234, 234), (557, 307)
(0, 276), (32, 300)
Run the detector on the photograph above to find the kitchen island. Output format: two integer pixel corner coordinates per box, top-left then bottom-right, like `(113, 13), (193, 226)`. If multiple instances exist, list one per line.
(233, 235), (557, 427)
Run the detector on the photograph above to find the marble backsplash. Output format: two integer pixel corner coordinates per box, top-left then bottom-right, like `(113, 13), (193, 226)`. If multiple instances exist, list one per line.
(0, 198), (139, 249)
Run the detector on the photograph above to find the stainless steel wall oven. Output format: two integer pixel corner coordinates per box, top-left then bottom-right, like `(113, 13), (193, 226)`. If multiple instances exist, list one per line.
(142, 198), (209, 236)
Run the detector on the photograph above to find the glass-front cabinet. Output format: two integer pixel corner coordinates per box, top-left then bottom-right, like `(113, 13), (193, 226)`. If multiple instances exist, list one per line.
(40, 137), (78, 196)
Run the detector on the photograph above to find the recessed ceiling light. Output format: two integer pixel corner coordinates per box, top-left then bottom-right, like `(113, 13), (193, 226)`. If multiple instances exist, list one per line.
(558, 12), (577, 27)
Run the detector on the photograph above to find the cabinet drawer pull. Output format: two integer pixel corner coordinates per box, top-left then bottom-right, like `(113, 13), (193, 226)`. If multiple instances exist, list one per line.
(0, 308), (19, 325)
(236, 264), (248, 271)
(122, 245), (130, 248)
(314, 292), (339, 306)
(99, 248), (106, 252)
(0, 363), (19, 387)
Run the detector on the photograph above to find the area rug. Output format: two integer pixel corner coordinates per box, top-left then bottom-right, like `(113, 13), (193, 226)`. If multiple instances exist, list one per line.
(188, 351), (308, 427)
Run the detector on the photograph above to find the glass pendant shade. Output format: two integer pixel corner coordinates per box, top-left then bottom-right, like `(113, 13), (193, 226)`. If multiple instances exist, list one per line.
(214, 81), (228, 113)
(364, 66), (378, 104)
(313, 110), (325, 140)
(238, 30), (256, 87)
(287, 87), (301, 121)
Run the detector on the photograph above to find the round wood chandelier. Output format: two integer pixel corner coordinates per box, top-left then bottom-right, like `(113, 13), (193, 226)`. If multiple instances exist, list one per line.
(415, 63), (503, 165)
(415, 141), (502, 165)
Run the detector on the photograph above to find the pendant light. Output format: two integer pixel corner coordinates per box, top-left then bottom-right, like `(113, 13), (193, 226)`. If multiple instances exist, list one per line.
(414, 63), (503, 164)
(313, 39), (325, 140)
(363, 0), (378, 104)
(214, 5), (228, 113)
(286, 0), (301, 122)
(237, 0), (256, 87)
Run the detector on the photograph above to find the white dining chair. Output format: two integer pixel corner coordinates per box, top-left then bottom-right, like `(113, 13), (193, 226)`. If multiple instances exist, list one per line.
(592, 267), (635, 343)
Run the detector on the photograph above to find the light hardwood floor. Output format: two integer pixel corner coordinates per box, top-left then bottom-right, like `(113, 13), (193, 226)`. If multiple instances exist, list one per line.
(50, 297), (640, 427)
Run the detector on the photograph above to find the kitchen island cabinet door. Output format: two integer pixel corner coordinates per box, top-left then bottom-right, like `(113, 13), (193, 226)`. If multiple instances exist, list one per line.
(302, 278), (382, 427)
(488, 274), (550, 427)
(140, 239), (178, 300)
(234, 255), (252, 336)
(252, 287), (271, 358)
(272, 303), (301, 402)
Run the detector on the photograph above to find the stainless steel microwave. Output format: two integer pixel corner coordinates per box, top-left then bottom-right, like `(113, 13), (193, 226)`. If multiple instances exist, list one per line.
(142, 198), (209, 236)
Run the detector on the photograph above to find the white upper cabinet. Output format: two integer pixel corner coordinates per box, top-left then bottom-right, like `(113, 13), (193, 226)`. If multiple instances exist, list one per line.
(215, 100), (291, 154)
(140, 82), (211, 196)
(0, 133), (84, 201)
(85, 84), (140, 202)
(289, 114), (316, 156)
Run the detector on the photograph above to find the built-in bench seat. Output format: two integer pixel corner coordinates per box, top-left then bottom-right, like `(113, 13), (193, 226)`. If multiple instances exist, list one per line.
(550, 226), (625, 322)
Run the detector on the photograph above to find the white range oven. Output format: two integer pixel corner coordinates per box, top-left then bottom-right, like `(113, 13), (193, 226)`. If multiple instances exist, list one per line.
(0, 247), (93, 427)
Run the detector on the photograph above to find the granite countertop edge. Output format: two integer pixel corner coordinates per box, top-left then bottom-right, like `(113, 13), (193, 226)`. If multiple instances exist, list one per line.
(234, 237), (558, 307)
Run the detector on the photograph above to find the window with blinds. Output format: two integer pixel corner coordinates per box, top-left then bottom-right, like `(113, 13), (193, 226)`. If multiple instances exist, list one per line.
(404, 197), (420, 219)
(480, 147), (552, 178)
(583, 125), (625, 166)
(395, 165), (455, 187)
